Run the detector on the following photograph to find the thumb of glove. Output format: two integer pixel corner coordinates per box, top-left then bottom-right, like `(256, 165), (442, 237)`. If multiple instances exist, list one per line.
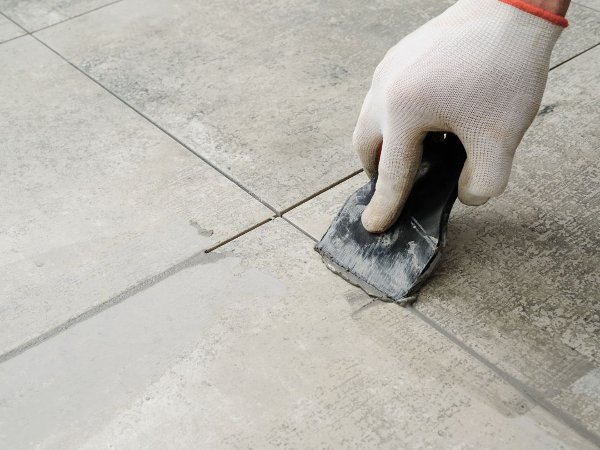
(361, 129), (425, 233)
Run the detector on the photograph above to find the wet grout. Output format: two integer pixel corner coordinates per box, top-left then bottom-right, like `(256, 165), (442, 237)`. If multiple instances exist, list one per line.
(4, 12), (599, 441)
(203, 216), (275, 253)
(0, 247), (232, 365)
(279, 169), (364, 216)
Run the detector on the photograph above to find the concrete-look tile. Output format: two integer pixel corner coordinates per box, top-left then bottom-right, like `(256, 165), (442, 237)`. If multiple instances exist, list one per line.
(552, 3), (600, 68)
(33, 0), (600, 212)
(33, 0), (456, 212)
(284, 47), (600, 437)
(0, 12), (24, 42)
(575, 0), (600, 12)
(0, 0), (117, 31)
(0, 219), (594, 449)
(0, 37), (271, 357)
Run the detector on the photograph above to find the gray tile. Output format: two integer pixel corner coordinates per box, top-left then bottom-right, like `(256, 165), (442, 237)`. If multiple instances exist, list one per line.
(284, 46), (600, 437)
(0, 219), (594, 449)
(0, 12), (24, 42)
(552, 2), (600, 68)
(575, 0), (600, 12)
(0, 0), (117, 31)
(34, 0), (600, 212)
(0, 37), (271, 357)
(33, 0), (457, 212)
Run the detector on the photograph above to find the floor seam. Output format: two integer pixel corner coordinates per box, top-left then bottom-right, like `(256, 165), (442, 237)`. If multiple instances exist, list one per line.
(281, 216), (319, 242)
(0, 11), (27, 32)
(550, 41), (600, 72)
(572, 1), (600, 13)
(275, 200), (600, 445)
(30, 34), (280, 216)
(0, 0), (123, 34)
(279, 169), (363, 215)
(0, 215), (279, 364)
(36, 39), (367, 222)
(31, 0), (125, 33)
(203, 216), (275, 253)
(406, 305), (600, 447)
(3, 7), (598, 442)
(20, 13), (600, 224)
(272, 209), (600, 446)
(0, 32), (27, 46)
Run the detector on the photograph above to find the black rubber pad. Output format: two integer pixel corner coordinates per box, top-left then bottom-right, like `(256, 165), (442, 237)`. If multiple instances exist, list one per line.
(315, 133), (466, 303)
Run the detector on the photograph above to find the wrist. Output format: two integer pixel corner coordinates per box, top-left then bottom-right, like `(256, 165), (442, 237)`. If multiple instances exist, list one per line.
(522, 0), (569, 15)
(499, 0), (569, 26)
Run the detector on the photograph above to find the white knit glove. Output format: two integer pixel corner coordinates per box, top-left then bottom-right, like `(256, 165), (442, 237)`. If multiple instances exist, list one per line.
(353, 0), (567, 232)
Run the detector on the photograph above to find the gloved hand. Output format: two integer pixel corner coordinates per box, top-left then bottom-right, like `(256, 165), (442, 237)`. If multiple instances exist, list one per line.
(353, 0), (567, 232)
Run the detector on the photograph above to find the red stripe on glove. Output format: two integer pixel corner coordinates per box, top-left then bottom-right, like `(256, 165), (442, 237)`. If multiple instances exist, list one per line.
(499, 0), (569, 27)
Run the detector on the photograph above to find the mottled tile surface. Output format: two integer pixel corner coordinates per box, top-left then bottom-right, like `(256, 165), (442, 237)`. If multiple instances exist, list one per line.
(284, 46), (600, 438)
(575, 0), (600, 12)
(34, 0), (454, 211)
(552, 3), (600, 68)
(0, 12), (24, 42)
(34, 0), (600, 211)
(0, 220), (594, 449)
(0, 0), (117, 31)
(418, 46), (600, 434)
(1, 1), (598, 447)
(0, 37), (270, 357)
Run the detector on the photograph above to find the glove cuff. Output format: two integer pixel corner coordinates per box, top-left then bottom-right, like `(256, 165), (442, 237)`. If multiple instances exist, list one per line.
(499, 0), (569, 27)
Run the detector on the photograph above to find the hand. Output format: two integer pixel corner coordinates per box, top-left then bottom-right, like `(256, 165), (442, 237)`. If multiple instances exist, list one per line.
(353, 0), (567, 233)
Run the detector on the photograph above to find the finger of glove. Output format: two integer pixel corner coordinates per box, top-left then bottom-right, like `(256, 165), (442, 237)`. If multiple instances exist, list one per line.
(353, 93), (382, 179)
(361, 129), (424, 233)
(458, 134), (516, 206)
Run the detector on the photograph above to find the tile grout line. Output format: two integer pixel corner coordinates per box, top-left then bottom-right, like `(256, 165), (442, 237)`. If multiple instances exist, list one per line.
(0, 32), (27, 45)
(550, 41), (600, 72)
(0, 20), (363, 362)
(0, 210), (312, 363)
(0, 11), (27, 32)
(5, 8), (597, 222)
(571, 0), (600, 13)
(274, 204), (600, 444)
(31, 0), (125, 33)
(281, 216), (319, 242)
(0, 249), (213, 364)
(0, 1), (124, 34)
(0, 167), (362, 361)
(0, 216), (280, 364)
(30, 34), (280, 216)
(207, 169), (365, 251)
(3, 8), (598, 441)
(203, 216), (275, 253)
(35, 28), (363, 221)
(279, 169), (363, 215)
(278, 200), (600, 446)
(406, 305), (600, 447)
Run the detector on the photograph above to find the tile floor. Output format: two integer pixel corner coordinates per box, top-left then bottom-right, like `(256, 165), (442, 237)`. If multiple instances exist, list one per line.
(1, 0), (599, 448)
